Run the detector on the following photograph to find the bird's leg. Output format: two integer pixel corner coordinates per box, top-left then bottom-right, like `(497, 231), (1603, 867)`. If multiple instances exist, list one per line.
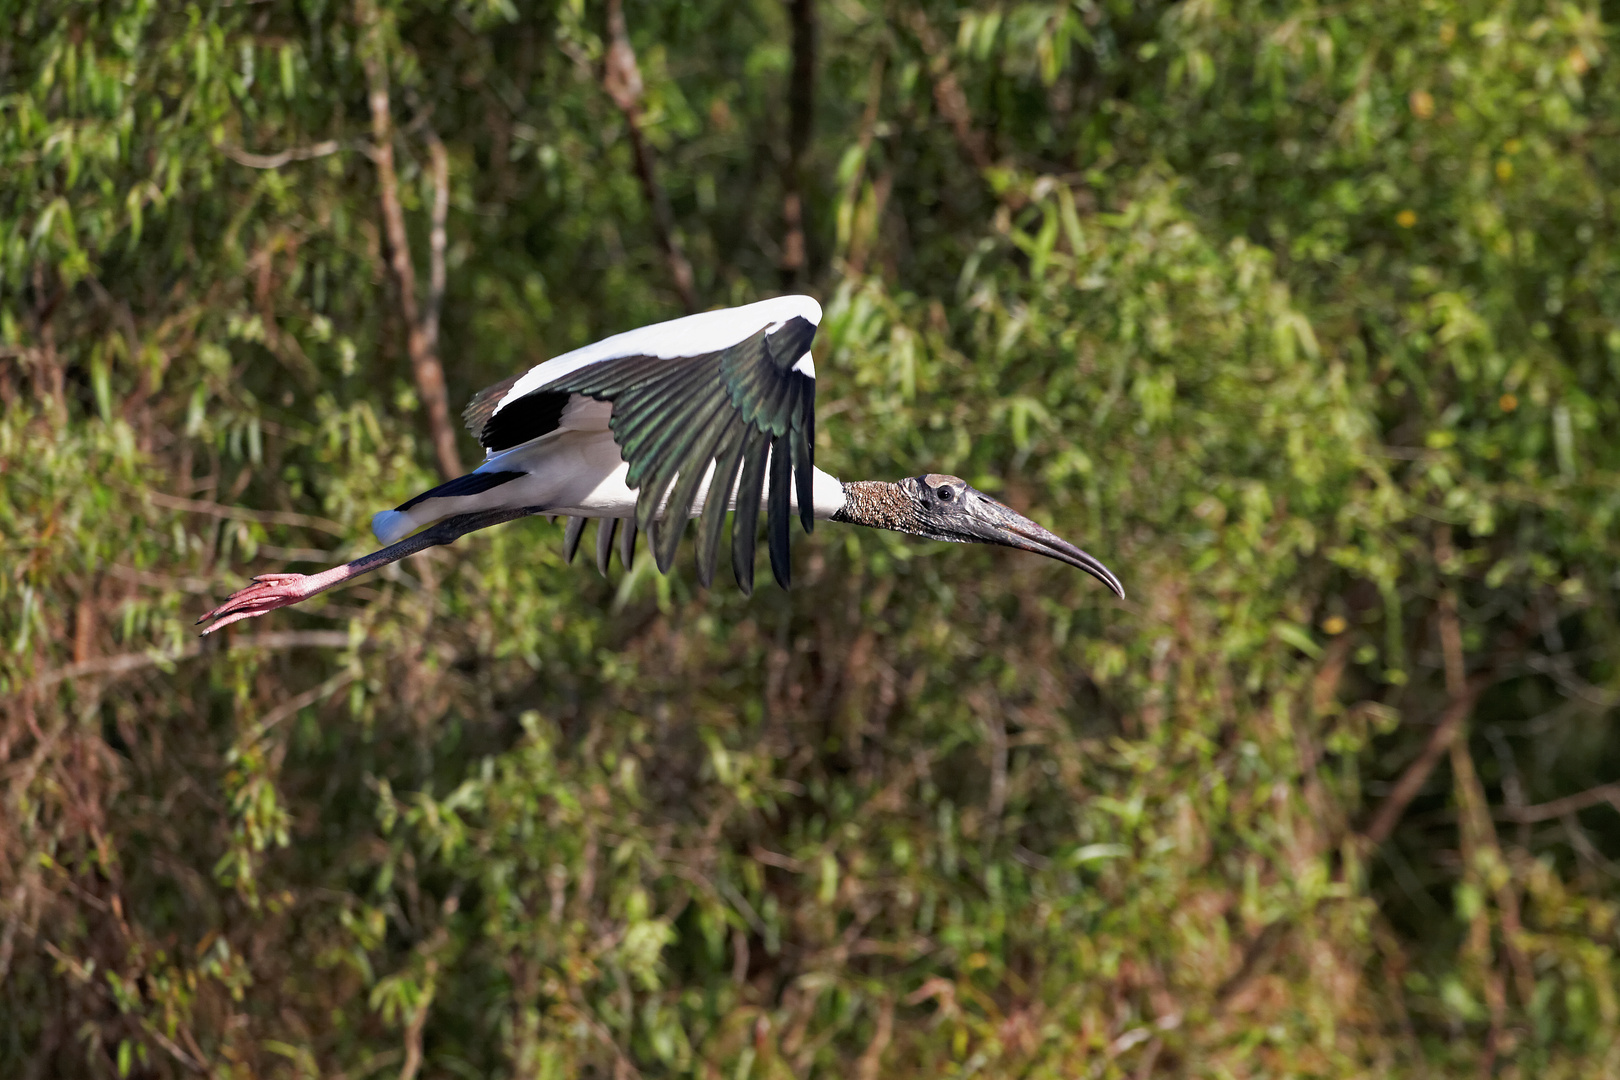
(197, 506), (546, 634)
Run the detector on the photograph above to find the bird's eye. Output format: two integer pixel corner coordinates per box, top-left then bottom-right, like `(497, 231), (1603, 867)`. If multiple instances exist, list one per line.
(938, 487), (954, 502)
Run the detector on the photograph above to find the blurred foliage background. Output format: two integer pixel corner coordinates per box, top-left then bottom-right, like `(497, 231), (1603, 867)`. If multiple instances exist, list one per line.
(4, 0), (1620, 1075)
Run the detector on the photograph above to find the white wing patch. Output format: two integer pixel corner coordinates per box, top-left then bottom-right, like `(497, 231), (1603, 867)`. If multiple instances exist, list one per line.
(495, 294), (822, 417)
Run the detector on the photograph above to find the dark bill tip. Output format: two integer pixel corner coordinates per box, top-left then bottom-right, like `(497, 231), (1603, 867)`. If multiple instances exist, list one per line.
(1006, 524), (1125, 598)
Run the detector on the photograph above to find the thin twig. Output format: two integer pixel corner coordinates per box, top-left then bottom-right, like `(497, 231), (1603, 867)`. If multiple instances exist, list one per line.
(142, 1022), (212, 1076)
(565, 984), (644, 1079)
(0, 881), (30, 986)
(424, 130), (450, 355)
(1357, 597), (1543, 845)
(1523, 652), (1620, 708)
(905, 9), (992, 172)
(836, 55), (888, 277)
(1361, 682), (1482, 846)
(731, 925), (749, 985)
(27, 631), (353, 694)
(977, 692), (1008, 846)
(1297, 635), (1354, 837)
(604, 0), (699, 312)
(28, 263), (66, 420)
(255, 545), (337, 563)
(1213, 919), (1288, 1006)
(147, 490), (347, 536)
(106, 563), (219, 595)
(1485, 724), (1531, 849)
(1561, 812), (1620, 879)
(1497, 783), (1620, 823)
(780, 0), (816, 288)
(397, 960), (436, 1080)
(359, 0), (463, 480)
(41, 943), (211, 1074)
(219, 139), (349, 169)
(1451, 729), (1536, 1007)
(250, 669), (358, 739)
(1432, 536), (1536, 1009)
(749, 845), (803, 872)
(1133, 1038), (1163, 1080)
(853, 994), (894, 1080)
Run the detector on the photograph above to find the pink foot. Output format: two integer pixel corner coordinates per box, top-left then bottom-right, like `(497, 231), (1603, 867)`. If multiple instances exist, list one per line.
(198, 573), (324, 635)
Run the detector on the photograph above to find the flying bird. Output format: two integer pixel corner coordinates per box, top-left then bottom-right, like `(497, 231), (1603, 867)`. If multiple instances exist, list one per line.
(199, 296), (1122, 633)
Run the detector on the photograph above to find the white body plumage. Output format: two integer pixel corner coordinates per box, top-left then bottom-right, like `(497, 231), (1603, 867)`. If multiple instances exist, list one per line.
(372, 429), (846, 544)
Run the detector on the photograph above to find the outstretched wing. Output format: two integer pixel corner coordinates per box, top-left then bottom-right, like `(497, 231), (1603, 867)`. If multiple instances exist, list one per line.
(464, 296), (820, 593)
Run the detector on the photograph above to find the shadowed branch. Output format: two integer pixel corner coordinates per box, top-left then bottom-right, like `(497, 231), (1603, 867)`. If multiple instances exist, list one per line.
(604, 0), (699, 312)
(359, 0), (463, 480)
(781, 0), (816, 289)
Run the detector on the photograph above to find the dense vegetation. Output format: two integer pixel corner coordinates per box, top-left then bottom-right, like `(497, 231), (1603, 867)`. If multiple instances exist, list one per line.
(4, 0), (1619, 1075)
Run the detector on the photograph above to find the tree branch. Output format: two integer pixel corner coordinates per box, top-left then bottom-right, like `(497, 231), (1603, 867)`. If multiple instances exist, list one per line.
(251, 669), (358, 739)
(219, 139), (349, 169)
(853, 994), (894, 1080)
(397, 959), (436, 1080)
(1523, 651), (1620, 707)
(27, 263), (66, 422)
(1361, 682), (1482, 847)
(837, 56), (887, 276)
(27, 631), (354, 694)
(1434, 532), (1534, 1008)
(1451, 729), (1536, 1007)
(1213, 918), (1289, 1009)
(1497, 783), (1620, 823)
(0, 882), (30, 987)
(423, 130), (449, 356)
(40, 944), (211, 1073)
(905, 9), (993, 172)
(146, 490), (347, 536)
(604, 0), (699, 313)
(359, 0), (463, 480)
(780, 0), (816, 289)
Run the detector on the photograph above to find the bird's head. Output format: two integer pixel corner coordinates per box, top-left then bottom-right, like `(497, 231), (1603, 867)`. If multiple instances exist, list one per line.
(888, 473), (1125, 597)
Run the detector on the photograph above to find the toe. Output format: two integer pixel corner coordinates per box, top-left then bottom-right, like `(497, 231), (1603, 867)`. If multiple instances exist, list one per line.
(199, 573), (318, 635)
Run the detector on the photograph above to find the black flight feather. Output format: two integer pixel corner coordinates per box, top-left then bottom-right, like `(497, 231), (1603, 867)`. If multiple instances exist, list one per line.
(730, 426), (770, 595)
(695, 415), (746, 588)
(596, 518), (618, 576)
(517, 314), (817, 590)
(767, 433), (793, 589)
(654, 390), (737, 571)
(618, 517), (638, 571)
(563, 516), (587, 563)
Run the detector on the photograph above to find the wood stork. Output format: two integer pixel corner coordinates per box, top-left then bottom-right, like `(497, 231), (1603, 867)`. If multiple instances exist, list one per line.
(199, 296), (1122, 633)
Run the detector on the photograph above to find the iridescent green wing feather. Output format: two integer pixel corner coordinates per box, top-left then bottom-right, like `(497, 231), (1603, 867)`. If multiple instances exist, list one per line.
(530, 316), (817, 592)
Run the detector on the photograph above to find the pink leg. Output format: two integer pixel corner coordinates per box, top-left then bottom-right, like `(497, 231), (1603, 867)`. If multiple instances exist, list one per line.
(197, 506), (544, 635)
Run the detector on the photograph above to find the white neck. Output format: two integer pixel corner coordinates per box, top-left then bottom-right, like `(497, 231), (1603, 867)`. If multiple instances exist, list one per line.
(801, 467), (848, 519)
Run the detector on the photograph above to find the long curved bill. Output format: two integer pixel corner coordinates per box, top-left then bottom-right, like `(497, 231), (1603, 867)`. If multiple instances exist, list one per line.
(964, 497), (1126, 599)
